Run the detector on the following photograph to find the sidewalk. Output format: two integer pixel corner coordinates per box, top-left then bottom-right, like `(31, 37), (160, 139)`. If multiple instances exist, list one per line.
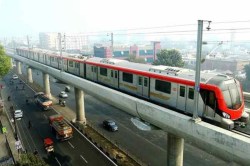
(0, 80), (17, 165)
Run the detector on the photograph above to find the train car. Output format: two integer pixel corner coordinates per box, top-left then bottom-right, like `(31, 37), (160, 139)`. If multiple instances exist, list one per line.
(85, 58), (121, 88)
(85, 57), (249, 129)
(15, 47), (249, 129)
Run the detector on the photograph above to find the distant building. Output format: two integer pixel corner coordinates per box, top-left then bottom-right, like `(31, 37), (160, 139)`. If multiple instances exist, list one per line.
(201, 58), (250, 74)
(39, 32), (88, 51)
(94, 46), (112, 58)
(94, 41), (161, 63)
(39, 32), (58, 50)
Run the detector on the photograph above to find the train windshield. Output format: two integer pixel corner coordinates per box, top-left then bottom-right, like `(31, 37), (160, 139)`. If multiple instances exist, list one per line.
(222, 81), (242, 110)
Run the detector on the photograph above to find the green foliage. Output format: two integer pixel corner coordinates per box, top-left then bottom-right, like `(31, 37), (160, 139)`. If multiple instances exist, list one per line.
(0, 45), (11, 77)
(152, 49), (184, 67)
(16, 153), (48, 166)
(125, 54), (146, 64)
(244, 64), (250, 81)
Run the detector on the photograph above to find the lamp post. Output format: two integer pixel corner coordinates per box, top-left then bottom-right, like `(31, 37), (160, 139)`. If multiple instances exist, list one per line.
(192, 20), (211, 122)
(107, 32), (114, 56)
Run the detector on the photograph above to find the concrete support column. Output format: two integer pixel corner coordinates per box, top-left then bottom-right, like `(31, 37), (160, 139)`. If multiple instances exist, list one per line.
(16, 61), (22, 74)
(10, 58), (13, 68)
(43, 72), (51, 98)
(27, 67), (33, 83)
(74, 87), (86, 125)
(167, 134), (184, 166)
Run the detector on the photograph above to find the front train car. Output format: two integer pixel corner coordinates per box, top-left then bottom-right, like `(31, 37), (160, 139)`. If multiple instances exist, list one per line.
(205, 74), (249, 129)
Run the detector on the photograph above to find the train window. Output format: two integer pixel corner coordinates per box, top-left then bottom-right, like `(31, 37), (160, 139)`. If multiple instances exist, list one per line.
(188, 88), (194, 99)
(94, 67), (97, 73)
(69, 61), (73, 67)
(155, 80), (171, 94)
(111, 70), (114, 77)
(180, 86), (185, 97)
(144, 78), (148, 87)
(223, 90), (232, 108)
(51, 57), (55, 62)
(138, 77), (142, 85)
(75, 63), (80, 68)
(91, 66), (93, 72)
(123, 72), (133, 83)
(115, 71), (118, 78)
(100, 67), (108, 76)
(208, 92), (215, 107)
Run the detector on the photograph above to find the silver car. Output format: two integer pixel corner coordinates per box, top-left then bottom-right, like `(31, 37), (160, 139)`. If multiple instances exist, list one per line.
(14, 110), (23, 119)
(59, 91), (68, 98)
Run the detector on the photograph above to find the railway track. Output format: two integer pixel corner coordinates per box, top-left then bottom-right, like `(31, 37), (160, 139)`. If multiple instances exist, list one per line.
(232, 129), (250, 139)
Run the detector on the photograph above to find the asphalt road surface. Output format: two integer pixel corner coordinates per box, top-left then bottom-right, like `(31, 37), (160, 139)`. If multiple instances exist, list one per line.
(2, 73), (115, 166)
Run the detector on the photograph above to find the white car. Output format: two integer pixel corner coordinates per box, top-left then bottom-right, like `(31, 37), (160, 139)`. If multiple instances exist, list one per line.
(14, 110), (23, 119)
(12, 74), (18, 80)
(59, 91), (68, 98)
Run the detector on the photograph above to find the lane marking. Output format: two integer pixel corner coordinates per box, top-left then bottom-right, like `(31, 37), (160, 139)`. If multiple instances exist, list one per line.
(43, 114), (48, 119)
(80, 155), (88, 164)
(55, 157), (62, 166)
(68, 141), (75, 149)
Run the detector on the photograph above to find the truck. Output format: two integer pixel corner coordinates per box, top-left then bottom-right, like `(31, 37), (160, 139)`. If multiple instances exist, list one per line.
(49, 114), (73, 141)
(34, 92), (52, 110)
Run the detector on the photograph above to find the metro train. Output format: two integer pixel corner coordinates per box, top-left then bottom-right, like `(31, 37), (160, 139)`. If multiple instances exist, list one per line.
(16, 47), (249, 129)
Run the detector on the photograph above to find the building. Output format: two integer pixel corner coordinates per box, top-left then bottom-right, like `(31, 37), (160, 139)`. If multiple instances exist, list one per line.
(39, 32), (88, 51)
(94, 46), (112, 58)
(201, 58), (250, 74)
(94, 42), (161, 63)
(39, 32), (58, 50)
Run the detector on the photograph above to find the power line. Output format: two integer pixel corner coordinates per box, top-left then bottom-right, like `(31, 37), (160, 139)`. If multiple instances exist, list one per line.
(212, 20), (250, 24)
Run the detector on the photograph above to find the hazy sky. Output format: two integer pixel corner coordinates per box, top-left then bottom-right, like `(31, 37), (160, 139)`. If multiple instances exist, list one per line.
(0, 0), (250, 38)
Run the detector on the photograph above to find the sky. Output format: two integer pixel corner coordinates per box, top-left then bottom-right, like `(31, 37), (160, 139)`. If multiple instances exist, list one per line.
(0, 0), (250, 38)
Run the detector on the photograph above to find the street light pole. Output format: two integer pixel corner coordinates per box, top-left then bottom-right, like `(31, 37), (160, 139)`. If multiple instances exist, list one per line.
(58, 33), (64, 72)
(192, 20), (204, 122)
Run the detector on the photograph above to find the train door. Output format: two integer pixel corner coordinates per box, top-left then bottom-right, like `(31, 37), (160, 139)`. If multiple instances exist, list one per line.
(185, 86), (195, 114)
(110, 70), (118, 88)
(203, 90), (216, 118)
(177, 85), (187, 111)
(92, 66), (98, 81)
(137, 76), (149, 98)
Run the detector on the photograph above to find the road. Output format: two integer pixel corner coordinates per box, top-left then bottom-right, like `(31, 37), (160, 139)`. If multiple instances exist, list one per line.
(2, 73), (115, 166)
(14, 65), (235, 166)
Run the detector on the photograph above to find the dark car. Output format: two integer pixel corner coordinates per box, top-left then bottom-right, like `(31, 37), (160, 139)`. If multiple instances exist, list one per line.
(103, 120), (118, 132)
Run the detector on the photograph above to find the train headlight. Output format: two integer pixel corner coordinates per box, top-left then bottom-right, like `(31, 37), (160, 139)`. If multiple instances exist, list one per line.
(222, 112), (231, 119)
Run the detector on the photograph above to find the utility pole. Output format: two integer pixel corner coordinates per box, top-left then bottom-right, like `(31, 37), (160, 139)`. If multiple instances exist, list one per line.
(192, 20), (211, 122)
(64, 33), (66, 52)
(58, 33), (64, 72)
(192, 20), (203, 122)
(110, 32), (113, 56)
(27, 35), (30, 50)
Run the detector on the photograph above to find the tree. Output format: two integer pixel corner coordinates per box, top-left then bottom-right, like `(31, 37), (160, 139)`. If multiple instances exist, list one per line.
(244, 64), (250, 81)
(125, 54), (146, 64)
(0, 45), (11, 77)
(152, 49), (184, 67)
(16, 153), (48, 166)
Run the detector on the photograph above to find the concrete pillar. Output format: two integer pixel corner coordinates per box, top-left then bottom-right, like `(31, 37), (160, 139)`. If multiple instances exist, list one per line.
(16, 61), (22, 74)
(74, 87), (86, 125)
(10, 58), (13, 68)
(43, 72), (51, 98)
(27, 67), (33, 83)
(167, 134), (184, 166)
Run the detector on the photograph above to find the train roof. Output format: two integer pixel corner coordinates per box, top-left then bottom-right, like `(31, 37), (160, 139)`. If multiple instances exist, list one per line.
(17, 47), (233, 85)
(86, 57), (231, 84)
